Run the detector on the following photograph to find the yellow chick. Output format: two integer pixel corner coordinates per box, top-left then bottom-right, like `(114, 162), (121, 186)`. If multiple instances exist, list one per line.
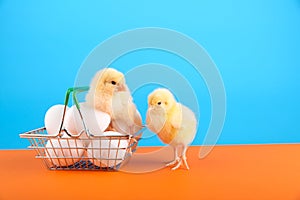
(85, 68), (142, 135)
(146, 88), (197, 170)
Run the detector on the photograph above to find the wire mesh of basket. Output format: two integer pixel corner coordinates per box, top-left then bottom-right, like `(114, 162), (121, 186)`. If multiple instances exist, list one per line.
(19, 87), (143, 171)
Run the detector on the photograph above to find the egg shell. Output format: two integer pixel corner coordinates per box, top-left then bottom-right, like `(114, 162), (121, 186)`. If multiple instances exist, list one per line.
(87, 131), (129, 168)
(44, 104), (69, 135)
(64, 103), (111, 136)
(45, 137), (84, 167)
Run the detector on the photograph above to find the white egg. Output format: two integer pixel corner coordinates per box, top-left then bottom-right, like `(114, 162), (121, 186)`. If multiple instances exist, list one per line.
(87, 131), (129, 168)
(64, 102), (111, 136)
(45, 137), (84, 167)
(44, 104), (69, 135)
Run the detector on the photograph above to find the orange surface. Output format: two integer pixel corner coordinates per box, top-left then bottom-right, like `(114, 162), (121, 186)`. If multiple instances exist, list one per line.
(1, 145), (300, 200)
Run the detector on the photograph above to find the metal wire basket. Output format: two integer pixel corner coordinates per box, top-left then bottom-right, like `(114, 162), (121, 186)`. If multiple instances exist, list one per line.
(19, 87), (143, 171)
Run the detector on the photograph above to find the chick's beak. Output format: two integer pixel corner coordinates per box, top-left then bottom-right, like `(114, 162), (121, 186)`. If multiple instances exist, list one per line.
(117, 83), (126, 92)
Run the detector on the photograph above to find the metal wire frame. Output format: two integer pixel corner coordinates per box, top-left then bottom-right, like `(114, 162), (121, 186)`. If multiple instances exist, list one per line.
(20, 127), (141, 171)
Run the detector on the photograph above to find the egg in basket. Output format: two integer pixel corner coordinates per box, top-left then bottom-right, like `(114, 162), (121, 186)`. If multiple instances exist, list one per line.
(20, 84), (144, 171)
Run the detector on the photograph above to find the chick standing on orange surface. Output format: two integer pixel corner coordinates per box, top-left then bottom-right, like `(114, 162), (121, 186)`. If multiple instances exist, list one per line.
(146, 88), (197, 170)
(85, 68), (142, 135)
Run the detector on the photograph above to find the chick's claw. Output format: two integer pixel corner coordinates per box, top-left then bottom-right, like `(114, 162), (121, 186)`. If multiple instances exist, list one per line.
(182, 156), (190, 170)
(166, 157), (180, 167)
(167, 157), (190, 170)
(171, 159), (182, 170)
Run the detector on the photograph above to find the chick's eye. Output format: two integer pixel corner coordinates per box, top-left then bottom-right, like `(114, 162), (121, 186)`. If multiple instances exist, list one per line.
(111, 81), (116, 85)
(157, 101), (161, 105)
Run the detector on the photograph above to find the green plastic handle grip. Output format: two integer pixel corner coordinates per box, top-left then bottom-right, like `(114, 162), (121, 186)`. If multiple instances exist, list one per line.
(58, 86), (90, 135)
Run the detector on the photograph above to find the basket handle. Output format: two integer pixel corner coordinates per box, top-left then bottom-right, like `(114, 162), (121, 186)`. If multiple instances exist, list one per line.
(58, 86), (90, 137)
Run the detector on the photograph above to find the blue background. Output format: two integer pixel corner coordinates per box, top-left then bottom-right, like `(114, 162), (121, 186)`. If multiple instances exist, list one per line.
(1, 0), (300, 149)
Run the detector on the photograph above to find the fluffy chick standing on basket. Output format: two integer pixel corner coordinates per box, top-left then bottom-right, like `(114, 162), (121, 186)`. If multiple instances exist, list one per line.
(146, 88), (197, 170)
(85, 68), (142, 135)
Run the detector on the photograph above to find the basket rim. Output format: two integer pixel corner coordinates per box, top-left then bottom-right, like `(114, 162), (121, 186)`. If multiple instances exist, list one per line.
(19, 127), (142, 140)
